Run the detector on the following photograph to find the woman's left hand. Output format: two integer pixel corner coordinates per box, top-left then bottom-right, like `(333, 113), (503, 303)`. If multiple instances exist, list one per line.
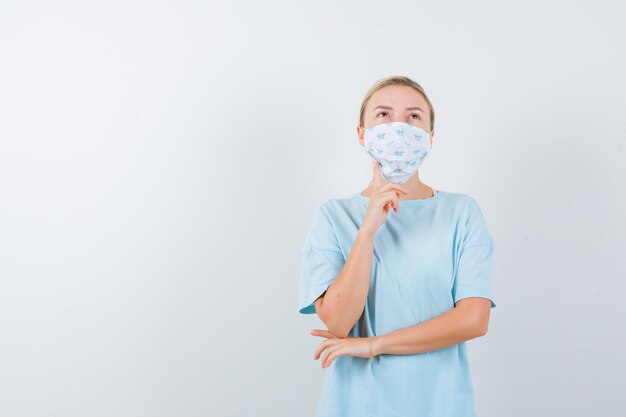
(310, 329), (376, 368)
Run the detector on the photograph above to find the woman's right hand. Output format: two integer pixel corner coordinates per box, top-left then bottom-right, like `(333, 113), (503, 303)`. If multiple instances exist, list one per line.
(361, 162), (410, 234)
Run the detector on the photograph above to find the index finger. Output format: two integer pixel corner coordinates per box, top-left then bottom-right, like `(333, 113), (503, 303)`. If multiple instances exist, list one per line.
(310, 329), (337, 339)
(372, 162), (384, 188)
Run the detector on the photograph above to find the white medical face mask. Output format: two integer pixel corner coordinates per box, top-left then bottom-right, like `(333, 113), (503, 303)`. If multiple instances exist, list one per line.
(363, 121), (432, 184)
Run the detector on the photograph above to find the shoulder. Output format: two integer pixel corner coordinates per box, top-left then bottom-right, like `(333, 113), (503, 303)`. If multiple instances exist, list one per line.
(433, 190), (484, 215)
(438, 190), (478, 204)
(318, 193), (363, 215)
(319, 191), (487, 217)
(306, 194), (356, 229)
(444, 192), (494, 245)
(434, 191), (493, 234)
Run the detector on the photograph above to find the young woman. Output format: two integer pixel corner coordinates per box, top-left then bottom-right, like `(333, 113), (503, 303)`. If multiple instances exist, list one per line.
(298, 75), (497, 417)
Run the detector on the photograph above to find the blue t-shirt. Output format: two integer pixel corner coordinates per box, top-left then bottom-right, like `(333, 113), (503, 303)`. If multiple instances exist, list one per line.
(298, 190), (496, 417)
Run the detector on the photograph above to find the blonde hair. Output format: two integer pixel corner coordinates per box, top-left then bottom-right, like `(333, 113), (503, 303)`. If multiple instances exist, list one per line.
(359, 75), (435, 132)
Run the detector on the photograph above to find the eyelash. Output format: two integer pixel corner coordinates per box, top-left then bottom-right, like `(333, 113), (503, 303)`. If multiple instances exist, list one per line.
(377, 111), (421, 120)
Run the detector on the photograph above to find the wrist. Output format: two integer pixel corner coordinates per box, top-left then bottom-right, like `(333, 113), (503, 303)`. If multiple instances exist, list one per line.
(358, 227), (377, 240)
(370, 335), (385, 358)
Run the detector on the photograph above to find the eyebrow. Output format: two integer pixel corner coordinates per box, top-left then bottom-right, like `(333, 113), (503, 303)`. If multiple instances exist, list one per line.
(372, 105), (425, 113)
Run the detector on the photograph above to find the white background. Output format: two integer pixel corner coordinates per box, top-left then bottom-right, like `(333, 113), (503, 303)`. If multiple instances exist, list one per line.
(1, 0), (625, 416)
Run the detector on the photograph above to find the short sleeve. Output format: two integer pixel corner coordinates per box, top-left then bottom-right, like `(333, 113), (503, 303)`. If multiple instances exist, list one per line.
(452, 197), (497, 308)
(298, 203), (346, 315)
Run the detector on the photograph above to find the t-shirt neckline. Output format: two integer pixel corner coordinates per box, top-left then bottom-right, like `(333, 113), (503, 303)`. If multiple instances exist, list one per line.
(352, 189), (444, 205)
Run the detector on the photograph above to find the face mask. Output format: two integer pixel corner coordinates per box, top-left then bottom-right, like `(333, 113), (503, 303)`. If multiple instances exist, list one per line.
(363, 121), (432, 184)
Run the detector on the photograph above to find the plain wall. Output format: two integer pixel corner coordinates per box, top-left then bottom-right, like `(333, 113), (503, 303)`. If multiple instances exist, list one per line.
(0, 0), (625, 416)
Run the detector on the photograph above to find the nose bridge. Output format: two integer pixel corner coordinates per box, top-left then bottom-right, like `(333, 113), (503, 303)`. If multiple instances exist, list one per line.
(392, 107), (404, 123)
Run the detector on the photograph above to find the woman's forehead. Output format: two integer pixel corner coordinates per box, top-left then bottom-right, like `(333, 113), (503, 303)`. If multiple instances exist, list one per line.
(369, 85), (427, 108)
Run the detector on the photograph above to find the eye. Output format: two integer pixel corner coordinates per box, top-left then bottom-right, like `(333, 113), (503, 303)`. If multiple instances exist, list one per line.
(410, 113), (421, 120)
(377, 111), (389, 118)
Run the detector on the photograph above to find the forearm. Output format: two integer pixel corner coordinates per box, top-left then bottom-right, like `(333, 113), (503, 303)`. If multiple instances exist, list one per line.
(321, 228), (376, 338)
(371, 305), (484, 356)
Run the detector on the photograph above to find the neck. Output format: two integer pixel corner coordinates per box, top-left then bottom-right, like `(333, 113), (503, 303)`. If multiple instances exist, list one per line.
(361, 174), (434, 200)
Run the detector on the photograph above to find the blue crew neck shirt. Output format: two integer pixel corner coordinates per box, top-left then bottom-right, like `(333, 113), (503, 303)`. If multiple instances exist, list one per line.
(298, 190), (497, 417)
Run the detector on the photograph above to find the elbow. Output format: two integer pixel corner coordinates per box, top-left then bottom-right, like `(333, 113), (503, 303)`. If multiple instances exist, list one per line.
(467, 307), (491, 337)
(454, 298), (492, 338)
(329, 324), (351, 339)
(474, 319), (489, 337)
(315, 297), (353, 339)
(319, 315), (352, 339)
(320, 314), (351, 339)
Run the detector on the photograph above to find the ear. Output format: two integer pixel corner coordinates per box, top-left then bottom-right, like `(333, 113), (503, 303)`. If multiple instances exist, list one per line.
(357, 125), (365, 146)
(429, 130), (435, 148)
